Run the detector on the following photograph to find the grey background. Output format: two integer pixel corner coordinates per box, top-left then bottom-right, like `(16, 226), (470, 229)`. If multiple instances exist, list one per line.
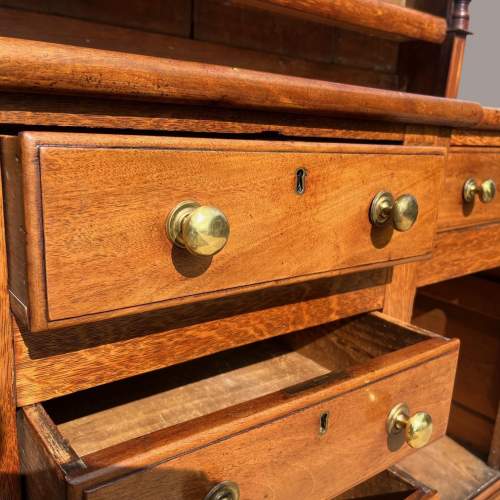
(459, 2), (500, 106)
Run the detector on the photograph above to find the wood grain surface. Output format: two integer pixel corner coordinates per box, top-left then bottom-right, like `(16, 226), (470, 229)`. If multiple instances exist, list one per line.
(12, 134), (443, 331)
(0, 137), (20, 498)
(396, 437), (500, 500)
(438, 148), (500, 231)
(383, 263), (418, 322)
(0, 37), (483, 127)
(0, 5), (398, 90)
(81, 341), (457, 499)
(416, 223), (500, 287)
(18, 405), (85, 500)
(21, 314), (458, 499)
(15, 269), (387, 405)
(476, 107), (500, 131)
(231, 0), (447, 43)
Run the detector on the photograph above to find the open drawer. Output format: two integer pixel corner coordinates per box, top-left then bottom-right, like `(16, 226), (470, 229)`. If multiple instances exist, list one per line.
(18, 313), (458, 500)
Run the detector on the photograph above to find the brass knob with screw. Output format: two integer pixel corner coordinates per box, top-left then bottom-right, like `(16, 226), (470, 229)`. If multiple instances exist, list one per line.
(386, 403), (433, 449)
(463, 178), (496, 204)
(370, 191), (419, 232)
(167, 201), (230, 256)
(204, 481), (240, 500)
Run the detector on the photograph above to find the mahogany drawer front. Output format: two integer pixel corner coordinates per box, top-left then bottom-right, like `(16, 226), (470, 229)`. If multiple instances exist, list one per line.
(19, 313), (459, 499)
(438, 148), (500, 231)
(6, 133), (444, 332)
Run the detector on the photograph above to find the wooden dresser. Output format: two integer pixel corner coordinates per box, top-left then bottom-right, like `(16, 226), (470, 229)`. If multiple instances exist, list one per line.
(0, 1), (498, 499)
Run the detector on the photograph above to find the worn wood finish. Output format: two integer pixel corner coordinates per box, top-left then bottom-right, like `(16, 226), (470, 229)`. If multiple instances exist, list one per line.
(19, 314), (458, 499)
(0, 37), (483, 127)
(15, 269), (387, 405)
(477, 108), (500, 131)
(18, 405), (85, 500)
(0, 137), (20, 498)
(0, 94), (407, 141)
(10, 134), (443, 331)
(232, 0), (447, 43)
(438, 148), (500, 231)
(396, 437), (500, 500)
(416, 223), (500, 287)
(0, 6), (397, 90)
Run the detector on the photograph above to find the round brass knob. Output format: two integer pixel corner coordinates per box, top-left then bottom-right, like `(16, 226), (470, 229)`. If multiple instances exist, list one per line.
(393, 194), (419, 232)
(370, 192), (419, 232)
(166, 201), (229, 256)
(463, 178), (497, 204)
(386, 403), (433, 449)
(204, 481), (240, 500)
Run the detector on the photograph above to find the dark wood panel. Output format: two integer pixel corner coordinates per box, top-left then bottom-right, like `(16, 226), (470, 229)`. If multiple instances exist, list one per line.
(0, 0), (192, 37)
(194, 0), (336, 63)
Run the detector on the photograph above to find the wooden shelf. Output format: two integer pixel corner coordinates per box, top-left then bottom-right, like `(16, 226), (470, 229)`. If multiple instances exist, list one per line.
(232, 0), (448, 43)
(0, 37), (483, 128)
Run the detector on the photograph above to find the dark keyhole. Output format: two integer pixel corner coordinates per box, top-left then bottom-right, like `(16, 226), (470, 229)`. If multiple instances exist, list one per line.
(295, 168), (307, 195)
(319, 411), (330, 435)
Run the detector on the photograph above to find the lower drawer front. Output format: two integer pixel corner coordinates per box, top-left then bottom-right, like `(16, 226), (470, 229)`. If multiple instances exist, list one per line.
(19, 314), (458, 500)
(438, 148), (500, 231)
(84, 346), (456, 499)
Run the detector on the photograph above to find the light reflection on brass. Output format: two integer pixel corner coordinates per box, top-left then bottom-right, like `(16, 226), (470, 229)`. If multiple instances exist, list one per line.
(386, 402), (433, 449)
(463, 178), (496, 204)
(204, 481), (240, 500)
(370, 191), (418, 232)
(167, 201), (230, 256)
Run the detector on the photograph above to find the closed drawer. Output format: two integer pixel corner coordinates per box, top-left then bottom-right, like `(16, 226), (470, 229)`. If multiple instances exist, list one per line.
(19, 313), (458, 499)
(438, 148), (500, 231)
(5, 133), (444, 332)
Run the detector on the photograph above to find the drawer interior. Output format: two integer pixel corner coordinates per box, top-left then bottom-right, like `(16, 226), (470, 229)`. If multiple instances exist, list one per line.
(335, 468), (434, 499)
(42, 313), (432, 457)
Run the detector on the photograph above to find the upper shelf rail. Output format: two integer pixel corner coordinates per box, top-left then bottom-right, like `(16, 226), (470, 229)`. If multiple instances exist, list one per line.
(0, 36), (483, 128)
(232, 0), (448, 43)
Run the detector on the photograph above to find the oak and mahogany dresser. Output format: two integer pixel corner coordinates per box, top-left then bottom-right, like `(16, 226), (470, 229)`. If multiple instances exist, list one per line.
(0, 0), (497, 499)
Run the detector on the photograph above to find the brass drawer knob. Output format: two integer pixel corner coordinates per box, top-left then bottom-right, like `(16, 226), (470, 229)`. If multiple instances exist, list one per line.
(204, 481), (240, 500)
(463, 178), (496, 204)
(167, 201), (229, 256)
(386, 402), (433, 449)
(370, 192), (419, 232)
